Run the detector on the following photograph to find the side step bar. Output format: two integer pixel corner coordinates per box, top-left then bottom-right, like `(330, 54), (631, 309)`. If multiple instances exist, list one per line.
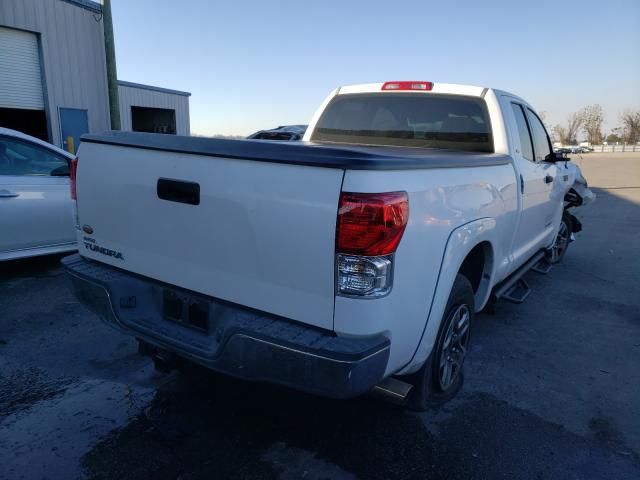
(531, 258), (552, 275)
(494, 251), (545, 304)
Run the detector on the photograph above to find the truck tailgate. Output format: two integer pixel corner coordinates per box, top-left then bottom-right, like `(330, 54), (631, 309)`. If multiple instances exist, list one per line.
(75, 142), (344, 330)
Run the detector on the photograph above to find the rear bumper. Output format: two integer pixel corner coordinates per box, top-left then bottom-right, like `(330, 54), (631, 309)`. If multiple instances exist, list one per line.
(62, 254), (390, 399)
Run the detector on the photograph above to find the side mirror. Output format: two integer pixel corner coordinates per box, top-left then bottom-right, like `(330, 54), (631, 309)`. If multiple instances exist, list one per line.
(546, 152), (570, 163)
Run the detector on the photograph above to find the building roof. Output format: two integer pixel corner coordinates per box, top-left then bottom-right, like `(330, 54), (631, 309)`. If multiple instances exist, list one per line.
(117, 80), (191, 97)
(60, 0), (102, 14)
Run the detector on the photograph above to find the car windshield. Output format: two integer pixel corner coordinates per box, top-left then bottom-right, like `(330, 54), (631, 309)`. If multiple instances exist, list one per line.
(311, 93), (494, 153)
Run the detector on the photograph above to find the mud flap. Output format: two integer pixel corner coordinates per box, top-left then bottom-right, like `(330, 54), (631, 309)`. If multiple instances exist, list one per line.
(569, 214), (582, 233)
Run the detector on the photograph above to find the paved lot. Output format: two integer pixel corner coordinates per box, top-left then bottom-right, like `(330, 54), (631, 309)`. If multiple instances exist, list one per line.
(1, 153), (639, 480)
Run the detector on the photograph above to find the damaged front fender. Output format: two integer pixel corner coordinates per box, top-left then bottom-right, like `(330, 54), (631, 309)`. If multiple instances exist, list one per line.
(565, 164), (596, 208)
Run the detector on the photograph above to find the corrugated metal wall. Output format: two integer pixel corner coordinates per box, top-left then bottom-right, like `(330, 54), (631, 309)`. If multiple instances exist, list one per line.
(0, 0), (110, 147)
(118, 83), (191, 136)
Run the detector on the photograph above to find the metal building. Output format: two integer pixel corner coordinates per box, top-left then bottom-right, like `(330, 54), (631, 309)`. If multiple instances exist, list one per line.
(0, 0), (191, 153)
(118, 81), (191, 136)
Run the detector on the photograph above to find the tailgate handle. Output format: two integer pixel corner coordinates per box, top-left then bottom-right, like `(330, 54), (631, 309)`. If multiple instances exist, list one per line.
(157, 178), (200, 205)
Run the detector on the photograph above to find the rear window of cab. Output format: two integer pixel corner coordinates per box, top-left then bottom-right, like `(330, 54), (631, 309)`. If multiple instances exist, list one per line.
(311, 93), (494, 153)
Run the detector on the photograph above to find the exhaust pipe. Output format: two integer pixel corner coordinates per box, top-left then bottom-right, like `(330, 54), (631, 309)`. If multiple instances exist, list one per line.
(371, 377), (413, 405)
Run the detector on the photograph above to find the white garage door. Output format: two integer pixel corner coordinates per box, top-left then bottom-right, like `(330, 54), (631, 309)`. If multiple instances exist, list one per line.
(0, 26), (44, 110)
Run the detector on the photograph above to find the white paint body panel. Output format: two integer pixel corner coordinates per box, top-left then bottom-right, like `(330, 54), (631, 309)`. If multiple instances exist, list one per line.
(336, 165), (517, 374)
(75, 142), (344, 330)
(0, 175), (74, 248)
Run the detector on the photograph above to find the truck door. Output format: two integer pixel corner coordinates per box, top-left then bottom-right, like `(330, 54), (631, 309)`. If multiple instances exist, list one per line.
(507, 102), (557, 269)
(524, 107), (564, 245)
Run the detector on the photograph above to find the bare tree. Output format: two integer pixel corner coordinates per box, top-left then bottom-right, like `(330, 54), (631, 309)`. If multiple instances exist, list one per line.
(567, 112), (583, 144)
(581, 104), (604, 144)
(553, 112), (583, 145)
(537, 110), (555, 140)
(621, 109), (640, 144)
(552, 125), (568, 144)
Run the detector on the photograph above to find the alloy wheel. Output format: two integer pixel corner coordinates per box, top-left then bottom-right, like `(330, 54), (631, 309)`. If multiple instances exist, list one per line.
(438, 304), (471, 391)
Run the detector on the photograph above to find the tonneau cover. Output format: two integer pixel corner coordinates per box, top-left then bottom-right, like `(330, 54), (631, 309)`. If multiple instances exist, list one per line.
(81, 131), (511, 170)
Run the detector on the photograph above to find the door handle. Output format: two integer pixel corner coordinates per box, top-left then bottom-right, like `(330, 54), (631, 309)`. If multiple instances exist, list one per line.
(544, 175), (554, 184)
(0, 189), (19, 198)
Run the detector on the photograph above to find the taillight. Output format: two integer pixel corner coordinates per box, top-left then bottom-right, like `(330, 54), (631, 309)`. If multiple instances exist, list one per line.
(70, 157), (78, 200)
(337, 192), (408, 256)
(70, 157), (79, 229)
(336, 192), (408, 297)
(381, 81), (433, 91)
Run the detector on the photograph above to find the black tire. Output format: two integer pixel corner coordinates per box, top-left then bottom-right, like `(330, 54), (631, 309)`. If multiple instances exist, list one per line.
(406, 274), (475, 411)
(546, 211), (573, 264)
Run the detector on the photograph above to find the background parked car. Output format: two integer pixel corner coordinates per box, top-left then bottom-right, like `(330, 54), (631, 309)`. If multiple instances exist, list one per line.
(0, 127), (76, 261)
(247, 125), (307, 141)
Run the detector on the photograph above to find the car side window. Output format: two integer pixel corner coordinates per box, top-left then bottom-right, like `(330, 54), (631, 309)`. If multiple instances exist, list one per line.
(0, 137), (69, 177)
(510, 103), (534, 161)
(525, 109), (552, 162)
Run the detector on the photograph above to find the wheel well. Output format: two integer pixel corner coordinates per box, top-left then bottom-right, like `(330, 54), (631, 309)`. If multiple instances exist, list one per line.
(458, 242), (492, 294)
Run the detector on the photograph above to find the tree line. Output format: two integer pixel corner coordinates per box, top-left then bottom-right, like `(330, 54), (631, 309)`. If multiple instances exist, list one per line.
(550, 106), (640, 146)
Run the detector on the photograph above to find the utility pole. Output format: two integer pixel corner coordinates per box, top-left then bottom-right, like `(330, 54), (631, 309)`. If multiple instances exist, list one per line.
(103, 0), (120, 130)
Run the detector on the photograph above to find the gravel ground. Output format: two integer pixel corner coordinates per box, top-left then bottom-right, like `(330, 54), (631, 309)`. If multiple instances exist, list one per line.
(1, 152), (639, 480)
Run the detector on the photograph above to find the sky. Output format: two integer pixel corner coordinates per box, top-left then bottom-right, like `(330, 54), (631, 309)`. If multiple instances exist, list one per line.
(111, 0), (640, 137)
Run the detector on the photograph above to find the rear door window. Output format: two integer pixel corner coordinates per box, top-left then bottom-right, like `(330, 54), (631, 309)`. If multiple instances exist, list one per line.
(525, 109), (552, 161)
(311, 93), (494, 153)
(510, 103), (534, 161)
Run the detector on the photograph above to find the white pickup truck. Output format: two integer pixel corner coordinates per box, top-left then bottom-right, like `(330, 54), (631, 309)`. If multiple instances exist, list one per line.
(63, 81), (593, 409)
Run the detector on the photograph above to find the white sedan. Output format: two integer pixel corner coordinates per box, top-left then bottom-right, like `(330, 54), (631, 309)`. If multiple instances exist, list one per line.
(0, 127), (77, 261)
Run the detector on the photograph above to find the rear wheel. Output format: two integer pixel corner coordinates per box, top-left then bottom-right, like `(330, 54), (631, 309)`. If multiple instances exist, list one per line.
(407, 274), (474, 411)
(546, 211), (572, 264)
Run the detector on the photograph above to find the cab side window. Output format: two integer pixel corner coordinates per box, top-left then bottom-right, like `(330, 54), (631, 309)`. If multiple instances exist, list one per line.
(526, 109), (552, 162)
(0, 137), (69, 177)
(511, 103), (534, 161)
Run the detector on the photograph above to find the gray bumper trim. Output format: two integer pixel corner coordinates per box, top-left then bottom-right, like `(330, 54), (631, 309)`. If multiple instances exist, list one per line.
(62, 254), (390, 399)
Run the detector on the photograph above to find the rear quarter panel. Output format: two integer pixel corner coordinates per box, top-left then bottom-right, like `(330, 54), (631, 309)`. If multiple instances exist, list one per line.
(335, 164), (518, 375)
